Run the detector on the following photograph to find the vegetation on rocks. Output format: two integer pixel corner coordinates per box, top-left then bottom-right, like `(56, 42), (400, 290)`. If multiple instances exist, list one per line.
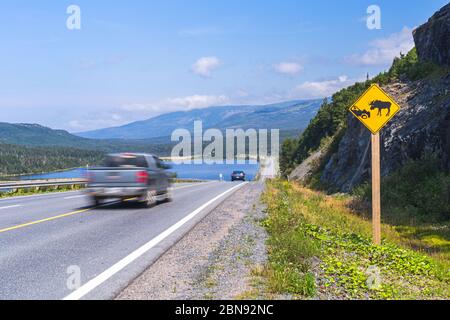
(353, 156), (450, 225)
(279, 45), (449, 243)
(280, 48), (442, 178)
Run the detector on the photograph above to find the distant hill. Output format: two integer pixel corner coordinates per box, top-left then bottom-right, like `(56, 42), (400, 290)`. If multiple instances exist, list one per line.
(0, 122), (306, 160)
(0, 99), (321, 160)
(0, 123), (173, 154)
(76, 100), (322, 140)
(0, 123), (304, 176)
(0, 123), (90, 147)
(0, 143), (103, 177)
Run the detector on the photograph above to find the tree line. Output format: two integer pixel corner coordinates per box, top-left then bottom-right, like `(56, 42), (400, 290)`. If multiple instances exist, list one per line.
(0, 143), (104, 177)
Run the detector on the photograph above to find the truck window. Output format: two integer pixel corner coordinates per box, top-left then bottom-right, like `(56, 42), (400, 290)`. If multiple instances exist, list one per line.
(153, 156), (164, 169)
(103, 155), (148, 168)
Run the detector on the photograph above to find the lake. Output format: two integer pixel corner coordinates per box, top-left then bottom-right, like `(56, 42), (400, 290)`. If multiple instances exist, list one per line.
(18, 163), (260, 182)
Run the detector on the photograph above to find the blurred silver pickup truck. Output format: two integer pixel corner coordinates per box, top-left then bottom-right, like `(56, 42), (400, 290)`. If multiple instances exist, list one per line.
(86, 153), (173, 207)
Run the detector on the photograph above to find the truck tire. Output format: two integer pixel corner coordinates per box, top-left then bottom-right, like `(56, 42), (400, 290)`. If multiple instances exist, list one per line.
(142, 189), (157, 208)
(91, 196), (101, 207)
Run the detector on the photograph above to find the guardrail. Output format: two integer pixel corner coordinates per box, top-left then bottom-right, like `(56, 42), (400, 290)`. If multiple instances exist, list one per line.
(0, 179), (87, 191)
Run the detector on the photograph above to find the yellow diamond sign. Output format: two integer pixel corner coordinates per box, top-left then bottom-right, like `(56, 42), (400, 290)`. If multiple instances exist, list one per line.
(349, 84), (400, 134)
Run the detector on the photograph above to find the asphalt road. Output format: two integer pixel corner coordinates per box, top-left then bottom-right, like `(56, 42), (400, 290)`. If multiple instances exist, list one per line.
(0, 181), (247, 300)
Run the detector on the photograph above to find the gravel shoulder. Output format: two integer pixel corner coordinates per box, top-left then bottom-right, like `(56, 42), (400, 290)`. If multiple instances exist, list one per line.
(116, 182), (270, 300)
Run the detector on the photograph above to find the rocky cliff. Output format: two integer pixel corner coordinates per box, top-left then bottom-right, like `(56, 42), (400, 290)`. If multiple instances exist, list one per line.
(413, 3), (450, 66)
(319, 4), (450, 192)
(321, 74), (450, 192)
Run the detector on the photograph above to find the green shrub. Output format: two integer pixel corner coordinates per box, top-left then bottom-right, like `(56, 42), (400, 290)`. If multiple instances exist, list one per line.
(280, 138), (298, 177)
(353, 157), (450, 224)
(388, 48), (438, 81)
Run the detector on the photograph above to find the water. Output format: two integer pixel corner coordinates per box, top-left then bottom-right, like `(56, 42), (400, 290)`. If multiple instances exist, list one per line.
(17, 168), (88, 180)
(169, 163), (259, 181)
(18, 163), (260, 182)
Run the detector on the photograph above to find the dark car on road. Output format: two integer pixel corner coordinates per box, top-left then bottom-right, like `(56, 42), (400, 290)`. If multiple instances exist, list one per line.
(86, 153), (172, 207)
(231, 171), (246, 181)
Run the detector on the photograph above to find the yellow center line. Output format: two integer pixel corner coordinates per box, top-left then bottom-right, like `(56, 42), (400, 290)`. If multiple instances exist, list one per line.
(0, 207), (97, 234)
(0, 182), (215, 234)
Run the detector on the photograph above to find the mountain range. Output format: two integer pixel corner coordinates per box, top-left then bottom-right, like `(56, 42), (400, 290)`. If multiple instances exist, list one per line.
(0, 99), (322, 159)
(0, 123), (171, 153)
(76, 99), (322, 140)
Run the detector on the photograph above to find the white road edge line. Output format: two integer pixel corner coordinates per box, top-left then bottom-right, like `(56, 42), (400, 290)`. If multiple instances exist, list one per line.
(0, 205), (22, 210)
(63, 195), (85, 200)
(63, 182), (248, 300)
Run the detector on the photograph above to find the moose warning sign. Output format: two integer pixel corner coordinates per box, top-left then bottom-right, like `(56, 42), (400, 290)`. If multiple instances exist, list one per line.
(349, 84), (400, 134)
(349, 83), (401, 245)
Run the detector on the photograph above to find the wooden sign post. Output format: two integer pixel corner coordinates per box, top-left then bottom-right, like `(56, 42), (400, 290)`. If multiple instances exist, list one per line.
(349, 84), (400, 245)
(371, 133), (381, 245)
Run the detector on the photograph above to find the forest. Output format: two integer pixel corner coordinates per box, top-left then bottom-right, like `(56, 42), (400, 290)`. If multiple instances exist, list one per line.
(0, 143), (104, 177)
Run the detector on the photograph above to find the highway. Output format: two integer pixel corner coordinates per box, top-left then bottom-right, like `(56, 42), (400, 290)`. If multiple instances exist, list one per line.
(0, 181), (247, 300)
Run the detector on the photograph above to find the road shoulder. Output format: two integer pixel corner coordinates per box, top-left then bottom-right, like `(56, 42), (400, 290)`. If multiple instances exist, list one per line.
(116, 182), (270, 300)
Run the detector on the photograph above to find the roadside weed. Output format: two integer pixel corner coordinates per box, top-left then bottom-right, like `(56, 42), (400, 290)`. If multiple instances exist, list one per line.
(261, 180), (450, 299)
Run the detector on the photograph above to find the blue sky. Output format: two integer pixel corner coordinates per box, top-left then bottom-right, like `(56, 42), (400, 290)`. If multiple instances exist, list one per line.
(0, 0), (447, 132)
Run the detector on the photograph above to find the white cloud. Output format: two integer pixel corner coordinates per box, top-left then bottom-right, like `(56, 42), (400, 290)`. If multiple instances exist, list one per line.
(120, 103), (159, 112)
(292, 75), (361, 99)
(345, 27), (414, 66)
(273, 62), (303, 75)
(68, 114), (124, 131)
(111, 113), (122, 121)
(167, 94), (229, 109)
(192, 56), (221, 77)
(121, 94), (229, 114)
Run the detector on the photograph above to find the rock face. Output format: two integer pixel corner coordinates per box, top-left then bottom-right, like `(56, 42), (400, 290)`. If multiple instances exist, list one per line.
(289, 149), (323, 182)
(319, 5), (450, 192)
(413, 3), (450, 66)
(321, 76), (450, 192)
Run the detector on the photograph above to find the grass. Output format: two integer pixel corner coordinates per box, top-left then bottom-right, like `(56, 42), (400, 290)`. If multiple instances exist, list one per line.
(0, 184), (84, 198)
(349, 156), (450, 268)
(261, 179), (450, 299)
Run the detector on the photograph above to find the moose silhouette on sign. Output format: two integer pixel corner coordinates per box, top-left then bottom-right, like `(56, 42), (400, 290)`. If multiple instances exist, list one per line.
(369, 100), (392, 117)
